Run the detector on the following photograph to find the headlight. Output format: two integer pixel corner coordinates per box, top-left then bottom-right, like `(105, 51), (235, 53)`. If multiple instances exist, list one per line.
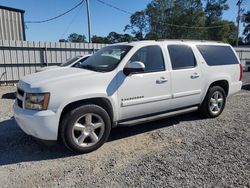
(25, 93), (50, 111)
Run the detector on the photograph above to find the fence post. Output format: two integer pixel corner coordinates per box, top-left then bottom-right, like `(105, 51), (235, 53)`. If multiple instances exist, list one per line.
(44, 47), (48, 67)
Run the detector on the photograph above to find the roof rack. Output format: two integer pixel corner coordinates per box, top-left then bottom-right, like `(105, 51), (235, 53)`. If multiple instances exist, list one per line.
(128, 40), (156, 43)
(156, 39), (221, 43)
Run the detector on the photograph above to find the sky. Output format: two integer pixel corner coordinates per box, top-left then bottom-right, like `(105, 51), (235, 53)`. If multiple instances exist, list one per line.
(0, 0), (249, 42)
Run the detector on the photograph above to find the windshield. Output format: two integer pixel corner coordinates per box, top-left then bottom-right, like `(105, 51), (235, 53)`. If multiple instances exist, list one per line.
(78, 45), (132, 72)
(61, 56), (81, 67)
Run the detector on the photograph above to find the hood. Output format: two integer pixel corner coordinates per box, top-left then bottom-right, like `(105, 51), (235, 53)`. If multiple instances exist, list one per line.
(19, 67), (99, 89)
(36, 66), (61, 72)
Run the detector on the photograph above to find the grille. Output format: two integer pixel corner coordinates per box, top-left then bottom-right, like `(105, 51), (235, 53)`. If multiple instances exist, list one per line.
(17, 98), (23, 108)
(16, 88), (25, 108)
(17, 88), (24, 97)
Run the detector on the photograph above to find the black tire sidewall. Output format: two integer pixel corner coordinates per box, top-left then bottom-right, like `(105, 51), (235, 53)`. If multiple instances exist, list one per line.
(62, 105), (111, 153)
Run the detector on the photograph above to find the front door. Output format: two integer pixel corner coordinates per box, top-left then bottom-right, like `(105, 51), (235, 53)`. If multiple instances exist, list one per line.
(117, 45), (172, 120)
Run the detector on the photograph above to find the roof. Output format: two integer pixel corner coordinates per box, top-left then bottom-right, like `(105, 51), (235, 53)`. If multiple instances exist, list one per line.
(112, 40), (228, 47)
(0, 5), (25, 13)
(235, 45), (250, 48)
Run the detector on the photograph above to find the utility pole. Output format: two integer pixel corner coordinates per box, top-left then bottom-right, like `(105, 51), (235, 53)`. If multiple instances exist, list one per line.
(236, 0), (243, 46)
(86, 0), (92, 43)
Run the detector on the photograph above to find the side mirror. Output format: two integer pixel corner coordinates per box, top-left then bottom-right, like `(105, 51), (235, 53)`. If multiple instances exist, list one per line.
(123, 61), (145, 76)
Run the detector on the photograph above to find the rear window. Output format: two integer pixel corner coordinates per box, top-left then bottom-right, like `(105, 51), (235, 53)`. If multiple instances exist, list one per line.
(197, 45), (239, 66)
(168, 45), (196, 70)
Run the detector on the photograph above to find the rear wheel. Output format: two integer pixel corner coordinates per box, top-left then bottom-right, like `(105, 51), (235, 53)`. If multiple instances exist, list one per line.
(199, 86), (226, 118)
(60, 104), (111, 153)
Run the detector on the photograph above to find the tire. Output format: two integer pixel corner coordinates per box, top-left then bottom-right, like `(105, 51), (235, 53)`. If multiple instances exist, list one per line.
(199, 86), (226, 118)
(60, 104), (111, 153)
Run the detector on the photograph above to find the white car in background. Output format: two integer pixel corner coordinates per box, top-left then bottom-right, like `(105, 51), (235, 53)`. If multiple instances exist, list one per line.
(37, 54), (91, 72)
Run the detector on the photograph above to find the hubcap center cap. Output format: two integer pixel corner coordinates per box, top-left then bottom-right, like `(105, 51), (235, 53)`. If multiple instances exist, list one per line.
(85, 126), (94, 133)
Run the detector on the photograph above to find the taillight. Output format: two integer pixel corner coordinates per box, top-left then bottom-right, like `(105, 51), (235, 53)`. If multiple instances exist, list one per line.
(239, 64), (243, 81)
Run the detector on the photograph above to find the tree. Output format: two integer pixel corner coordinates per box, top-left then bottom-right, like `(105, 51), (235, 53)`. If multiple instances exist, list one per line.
(106, 32), (122, 43)
(59, 33), (87, 43)
(121, 34), (133, 42)
(92, 35), (108, 43)
(67, 33), (87, 43)
(125, 0), (237, 45)
(243, 11), (250, 44)
(238, 37), (245, 45)
(124, 11), (148, 40)
(106, 32), (133, 43)
(60, 32), (132, 44)
(208, 20), (237, 45)
(59, 39), (68, 42)
(204, 0), (229, 25)
(145, 0), (205, 40)
(91, 33), (133, 44)
(204, 0), (233, 42)
(145, 0), (174, 39)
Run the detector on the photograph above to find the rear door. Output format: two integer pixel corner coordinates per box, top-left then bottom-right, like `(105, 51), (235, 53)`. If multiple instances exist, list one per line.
(167, 44), (203, 109)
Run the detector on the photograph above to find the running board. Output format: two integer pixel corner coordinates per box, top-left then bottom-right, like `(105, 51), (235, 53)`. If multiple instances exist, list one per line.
(117, 106), (198, 127)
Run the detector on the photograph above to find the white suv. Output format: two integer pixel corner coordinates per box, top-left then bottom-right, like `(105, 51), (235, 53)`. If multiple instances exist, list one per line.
(14, 40), (243, 153)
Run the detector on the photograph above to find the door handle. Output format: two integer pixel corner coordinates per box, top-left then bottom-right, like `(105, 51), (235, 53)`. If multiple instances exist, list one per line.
(156, 77), (168, 84)
(191, 73), (200, 79)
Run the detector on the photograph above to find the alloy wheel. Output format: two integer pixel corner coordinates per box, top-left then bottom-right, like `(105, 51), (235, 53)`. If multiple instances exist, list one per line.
(72, 113), (105, 147)
(209, 91), (224, 115)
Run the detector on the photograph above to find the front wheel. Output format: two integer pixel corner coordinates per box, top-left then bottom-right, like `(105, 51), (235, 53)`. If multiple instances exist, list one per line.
(60, 104), (111, 153)
(199, 86), (226, 118)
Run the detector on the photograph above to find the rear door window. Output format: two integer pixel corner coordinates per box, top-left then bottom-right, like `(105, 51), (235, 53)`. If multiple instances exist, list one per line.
(168, 45), (196, 70)
(196, 45), (239, 66)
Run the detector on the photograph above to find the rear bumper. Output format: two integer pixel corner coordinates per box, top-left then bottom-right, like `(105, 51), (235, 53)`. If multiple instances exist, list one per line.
(13, 102), (59, 141)
(229, 81), (242, 96)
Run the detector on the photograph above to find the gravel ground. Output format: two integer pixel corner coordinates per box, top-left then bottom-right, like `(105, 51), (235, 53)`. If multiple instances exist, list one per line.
(0, 86), (16, 119)
(0, 73), (249, 187)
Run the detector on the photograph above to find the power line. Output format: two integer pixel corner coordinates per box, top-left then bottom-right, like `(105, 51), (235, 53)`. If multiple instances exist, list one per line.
(96, 0), (132, 15)
(25, 0), (84, 24)
(60, 3), (84, 39)
(96, 0), (231, 29)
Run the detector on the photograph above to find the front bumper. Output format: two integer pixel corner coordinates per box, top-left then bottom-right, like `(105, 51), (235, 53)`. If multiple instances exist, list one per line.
(13, 101), (59, 141)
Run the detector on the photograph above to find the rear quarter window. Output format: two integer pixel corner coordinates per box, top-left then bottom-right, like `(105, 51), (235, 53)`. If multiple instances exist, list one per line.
(197, 45), (239, 66)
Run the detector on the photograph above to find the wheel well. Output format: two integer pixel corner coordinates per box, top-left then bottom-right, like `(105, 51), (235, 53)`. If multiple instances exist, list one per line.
(209, 80), (229, 96)
(58, 98), (114, 139)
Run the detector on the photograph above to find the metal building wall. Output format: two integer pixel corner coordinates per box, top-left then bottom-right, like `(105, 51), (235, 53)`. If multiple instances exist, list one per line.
(0, 6), (25, 41)
(235, 47), (250, 68)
